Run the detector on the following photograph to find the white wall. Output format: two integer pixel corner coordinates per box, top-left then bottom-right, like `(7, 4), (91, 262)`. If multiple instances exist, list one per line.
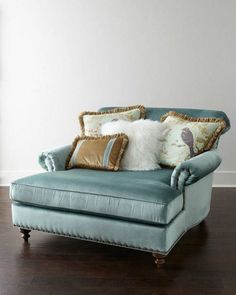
(0, 0), (235, 185)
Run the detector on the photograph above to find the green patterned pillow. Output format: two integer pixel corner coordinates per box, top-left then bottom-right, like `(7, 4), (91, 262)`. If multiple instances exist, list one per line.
(79, 105), (145, 136)
(159, 111), (226, 167)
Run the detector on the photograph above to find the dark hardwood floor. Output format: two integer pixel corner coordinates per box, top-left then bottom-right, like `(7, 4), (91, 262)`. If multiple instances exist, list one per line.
(0, 187), (235, 295)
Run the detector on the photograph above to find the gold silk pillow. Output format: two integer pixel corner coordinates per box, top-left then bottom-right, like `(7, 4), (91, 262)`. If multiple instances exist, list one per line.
(159, 111), (226, 167)
(79, 105), (145, 136)
(66, 134), (129, 171)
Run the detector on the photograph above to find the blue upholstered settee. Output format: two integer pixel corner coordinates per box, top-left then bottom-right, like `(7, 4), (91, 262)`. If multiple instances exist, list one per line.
(10, 107), (230, 267)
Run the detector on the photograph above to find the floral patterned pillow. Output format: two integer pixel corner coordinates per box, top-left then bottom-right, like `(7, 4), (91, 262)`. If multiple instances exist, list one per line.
(159, 111), (226, 167)
(79, 105), (145, 136)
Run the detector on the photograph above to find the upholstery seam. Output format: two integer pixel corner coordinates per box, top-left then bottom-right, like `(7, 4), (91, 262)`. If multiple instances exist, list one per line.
(11, 182), (182, 206)
(13, 209), (193, 255)
(12, 200), (168, 225)
(14, 224), (159, 253)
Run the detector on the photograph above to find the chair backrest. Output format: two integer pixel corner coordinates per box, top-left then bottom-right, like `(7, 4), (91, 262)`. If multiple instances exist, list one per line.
(99, 106), (230, 134)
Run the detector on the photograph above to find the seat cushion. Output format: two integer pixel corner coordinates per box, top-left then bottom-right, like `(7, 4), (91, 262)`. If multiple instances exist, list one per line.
(10, 169), (183, 225)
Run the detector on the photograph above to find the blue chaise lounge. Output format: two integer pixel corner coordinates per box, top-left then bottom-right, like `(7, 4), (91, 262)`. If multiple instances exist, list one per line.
(10, 107), (230, 267)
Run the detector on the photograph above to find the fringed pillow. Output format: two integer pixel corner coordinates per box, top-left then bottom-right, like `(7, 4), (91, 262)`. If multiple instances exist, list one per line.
(159, 111), (226, 167)
(66, 134), (128, 171)
(79, 105), (145, 136)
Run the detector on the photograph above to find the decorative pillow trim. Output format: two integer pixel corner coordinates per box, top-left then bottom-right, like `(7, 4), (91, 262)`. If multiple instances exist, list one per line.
(160, 111), (226, 124)
(79, 105), (145, 135)
(160, 111), (226, 153)
(65, 134), (129, 171)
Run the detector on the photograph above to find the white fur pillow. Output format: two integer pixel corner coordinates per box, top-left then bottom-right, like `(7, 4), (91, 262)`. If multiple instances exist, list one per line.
(101, 119), (168, 171)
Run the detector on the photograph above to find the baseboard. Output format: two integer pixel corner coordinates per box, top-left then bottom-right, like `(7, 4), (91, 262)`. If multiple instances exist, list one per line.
(213, 171), (236, 187)
(0, 170), (235, 187)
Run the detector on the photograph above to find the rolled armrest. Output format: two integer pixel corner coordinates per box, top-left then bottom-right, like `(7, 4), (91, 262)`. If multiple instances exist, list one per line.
(171, 151), (222, 191)
(38, 145), (71, 172)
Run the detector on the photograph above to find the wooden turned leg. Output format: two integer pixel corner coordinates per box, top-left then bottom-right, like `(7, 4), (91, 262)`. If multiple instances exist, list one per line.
(20, 228), (31, 242)
(152, 253), (166, 268)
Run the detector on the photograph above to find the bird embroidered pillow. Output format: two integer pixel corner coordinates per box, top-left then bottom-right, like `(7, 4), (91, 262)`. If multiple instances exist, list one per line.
(159, 111), (226, 167)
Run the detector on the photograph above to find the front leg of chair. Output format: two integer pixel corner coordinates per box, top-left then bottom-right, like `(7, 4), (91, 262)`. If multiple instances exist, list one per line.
(20, 228), (31, 242)
(152, 252), (166, 268)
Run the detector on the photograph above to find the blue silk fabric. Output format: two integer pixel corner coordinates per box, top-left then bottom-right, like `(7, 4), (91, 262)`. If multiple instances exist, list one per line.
(11, 168), (182, 225)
